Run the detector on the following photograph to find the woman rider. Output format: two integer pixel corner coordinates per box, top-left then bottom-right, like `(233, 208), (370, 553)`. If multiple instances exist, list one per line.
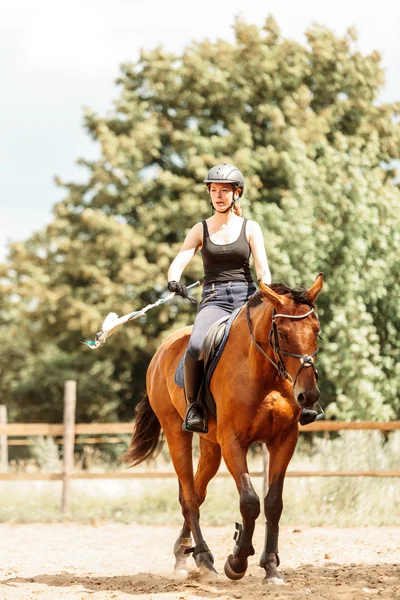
(167, 164), (273, 433)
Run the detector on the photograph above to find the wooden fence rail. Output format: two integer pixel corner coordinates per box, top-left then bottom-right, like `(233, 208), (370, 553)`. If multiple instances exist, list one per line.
(2, 420), (400, 436)
(1, 470), (399, 481)
(1, 382), (400, 516)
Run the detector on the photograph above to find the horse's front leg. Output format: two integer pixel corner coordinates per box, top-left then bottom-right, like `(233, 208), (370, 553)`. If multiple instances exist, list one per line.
(260, 429), (298, 584)
(221, 439), (260, 580)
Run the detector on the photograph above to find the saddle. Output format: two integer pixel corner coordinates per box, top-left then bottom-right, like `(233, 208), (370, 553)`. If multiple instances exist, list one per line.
(174, 306), (242, 420)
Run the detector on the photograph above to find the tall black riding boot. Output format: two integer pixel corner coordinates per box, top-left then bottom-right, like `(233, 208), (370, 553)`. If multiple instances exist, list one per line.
(182, 352), (208, 433)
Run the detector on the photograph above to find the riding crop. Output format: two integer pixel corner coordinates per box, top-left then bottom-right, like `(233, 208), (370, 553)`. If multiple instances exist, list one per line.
(82, 280), (200, 350)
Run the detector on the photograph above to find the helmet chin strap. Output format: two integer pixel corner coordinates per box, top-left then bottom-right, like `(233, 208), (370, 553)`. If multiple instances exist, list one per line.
(219, 201), (235, 213)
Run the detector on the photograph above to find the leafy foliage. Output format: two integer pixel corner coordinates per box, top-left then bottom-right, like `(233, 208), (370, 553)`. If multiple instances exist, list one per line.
(1, 17), (399, 421)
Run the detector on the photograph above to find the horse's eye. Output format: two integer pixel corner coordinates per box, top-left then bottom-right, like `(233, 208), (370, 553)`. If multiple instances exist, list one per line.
(318, 332), (323, 341)
(278, 331), (287, 340)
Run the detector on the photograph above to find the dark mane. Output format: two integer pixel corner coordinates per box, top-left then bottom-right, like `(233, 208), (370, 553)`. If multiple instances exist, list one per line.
(248, 283), (315, 308)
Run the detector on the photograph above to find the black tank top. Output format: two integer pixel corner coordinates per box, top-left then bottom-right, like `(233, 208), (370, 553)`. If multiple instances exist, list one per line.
(201, 218), (253, 285)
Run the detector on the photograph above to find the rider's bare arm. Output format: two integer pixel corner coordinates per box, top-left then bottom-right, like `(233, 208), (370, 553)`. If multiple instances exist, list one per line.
(168, 222), (203, 282)
(247, 221), (272, 285)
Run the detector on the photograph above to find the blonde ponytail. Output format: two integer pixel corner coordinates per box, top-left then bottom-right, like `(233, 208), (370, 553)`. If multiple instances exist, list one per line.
(233, 201), (243, 216)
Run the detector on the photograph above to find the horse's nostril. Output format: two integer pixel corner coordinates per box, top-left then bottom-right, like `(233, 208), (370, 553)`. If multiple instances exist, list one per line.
(297, 393), (306, 406)
(296, 389), (320, 408)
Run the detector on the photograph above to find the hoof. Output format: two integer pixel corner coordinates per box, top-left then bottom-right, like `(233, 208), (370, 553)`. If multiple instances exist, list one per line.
(260, 551), (281, 582)
(173, 568), (189, 580)
(224, 555), (247, 581)
(195, 550), (218, 580)
(263, 575), (284, 585)
(199, 564), (219, 581)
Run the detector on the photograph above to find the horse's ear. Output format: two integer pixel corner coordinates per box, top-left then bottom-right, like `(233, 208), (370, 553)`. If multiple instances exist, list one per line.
(307, 273), (324, 303)
(259, 281), (289, 309)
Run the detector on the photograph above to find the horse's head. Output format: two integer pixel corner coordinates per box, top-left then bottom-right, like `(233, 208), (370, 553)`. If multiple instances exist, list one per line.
(258, 274), (323, 409)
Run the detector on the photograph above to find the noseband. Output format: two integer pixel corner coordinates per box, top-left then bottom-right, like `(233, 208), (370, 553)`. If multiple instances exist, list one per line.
(246, 303), (319, 387)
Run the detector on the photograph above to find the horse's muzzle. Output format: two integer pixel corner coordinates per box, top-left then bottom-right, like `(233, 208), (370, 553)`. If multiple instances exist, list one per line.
(295, 388), (320, 409)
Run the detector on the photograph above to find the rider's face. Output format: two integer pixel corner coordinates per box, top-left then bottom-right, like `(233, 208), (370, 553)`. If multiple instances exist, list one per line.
(209, 183), (235, 212)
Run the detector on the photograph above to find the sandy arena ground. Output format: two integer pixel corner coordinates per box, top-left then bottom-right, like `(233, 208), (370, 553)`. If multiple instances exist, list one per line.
(0, 524), (399, 600)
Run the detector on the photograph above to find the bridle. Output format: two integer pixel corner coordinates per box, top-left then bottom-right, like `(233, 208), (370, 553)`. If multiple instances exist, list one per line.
(246, 303), (319, 387)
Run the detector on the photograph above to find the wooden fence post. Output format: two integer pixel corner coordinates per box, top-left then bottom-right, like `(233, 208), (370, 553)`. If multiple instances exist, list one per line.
(61, 380), (77, 517)
(0, 405), (8, 473)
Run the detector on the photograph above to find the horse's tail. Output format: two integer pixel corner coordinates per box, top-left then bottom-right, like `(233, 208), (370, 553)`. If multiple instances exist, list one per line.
(120, 392), (164, 467)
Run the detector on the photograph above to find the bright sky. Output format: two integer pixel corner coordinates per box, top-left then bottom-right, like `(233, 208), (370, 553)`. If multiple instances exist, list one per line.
(1, 0), (399, 259)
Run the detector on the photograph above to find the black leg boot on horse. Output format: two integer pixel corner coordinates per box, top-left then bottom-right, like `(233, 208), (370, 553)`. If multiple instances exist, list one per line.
(182, 352), (208, 434)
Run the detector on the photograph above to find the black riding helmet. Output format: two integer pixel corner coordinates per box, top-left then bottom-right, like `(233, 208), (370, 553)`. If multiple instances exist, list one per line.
(203, 164), (245, 198)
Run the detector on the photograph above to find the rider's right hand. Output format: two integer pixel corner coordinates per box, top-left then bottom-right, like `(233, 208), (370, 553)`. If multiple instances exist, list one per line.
(167, 281), (196, 304)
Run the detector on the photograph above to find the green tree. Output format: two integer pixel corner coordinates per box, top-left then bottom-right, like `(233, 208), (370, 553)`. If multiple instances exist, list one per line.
(1, 17), (399, 421)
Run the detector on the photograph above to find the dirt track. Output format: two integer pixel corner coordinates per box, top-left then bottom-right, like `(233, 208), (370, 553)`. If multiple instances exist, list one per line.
(0, 524), (399, 599)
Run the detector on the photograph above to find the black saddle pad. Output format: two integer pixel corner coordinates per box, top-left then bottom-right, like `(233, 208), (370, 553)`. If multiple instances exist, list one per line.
(174, 306), (242, 420)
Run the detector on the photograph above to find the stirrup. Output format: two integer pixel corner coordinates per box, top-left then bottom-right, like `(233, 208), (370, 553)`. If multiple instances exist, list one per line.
(182, 403), (208, 433)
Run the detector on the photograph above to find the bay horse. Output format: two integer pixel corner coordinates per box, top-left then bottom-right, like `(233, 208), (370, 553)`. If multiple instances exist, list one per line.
(122, 275), (323, 584)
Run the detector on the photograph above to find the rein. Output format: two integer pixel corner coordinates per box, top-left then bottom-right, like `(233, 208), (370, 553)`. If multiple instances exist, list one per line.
(246, 303), (319, 387)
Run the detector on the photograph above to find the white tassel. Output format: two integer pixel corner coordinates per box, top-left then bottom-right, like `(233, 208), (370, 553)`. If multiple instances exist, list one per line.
(101, 312), (119, 332)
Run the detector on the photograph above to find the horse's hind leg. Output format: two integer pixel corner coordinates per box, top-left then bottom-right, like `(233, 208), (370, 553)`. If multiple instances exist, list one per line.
(195, 436), (222, 504)
(173, 491), (193, 577)
(160, 415), (217, 578)
(173, 436), (221, 576)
